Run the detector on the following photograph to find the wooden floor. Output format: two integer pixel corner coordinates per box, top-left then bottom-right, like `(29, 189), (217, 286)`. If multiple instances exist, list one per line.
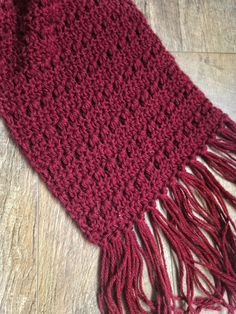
(0, 1), (235, 313)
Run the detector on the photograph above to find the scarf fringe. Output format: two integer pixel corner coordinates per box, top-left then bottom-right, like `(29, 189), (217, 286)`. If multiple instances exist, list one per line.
(98, 117), (236, 314)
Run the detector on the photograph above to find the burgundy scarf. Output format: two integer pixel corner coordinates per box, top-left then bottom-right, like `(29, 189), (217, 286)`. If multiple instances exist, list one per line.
(1, 1), (236, 313)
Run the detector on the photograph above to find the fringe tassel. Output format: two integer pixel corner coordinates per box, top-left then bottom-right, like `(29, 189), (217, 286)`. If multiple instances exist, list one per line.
(98, 118), (236, 314)
(98, 226), (156, 314)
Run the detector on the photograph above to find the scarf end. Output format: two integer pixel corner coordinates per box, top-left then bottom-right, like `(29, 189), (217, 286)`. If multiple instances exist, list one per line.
(98, 116), (236, 314)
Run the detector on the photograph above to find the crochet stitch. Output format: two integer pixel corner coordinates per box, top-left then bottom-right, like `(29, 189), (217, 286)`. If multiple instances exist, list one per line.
(1, 0), (236, 313)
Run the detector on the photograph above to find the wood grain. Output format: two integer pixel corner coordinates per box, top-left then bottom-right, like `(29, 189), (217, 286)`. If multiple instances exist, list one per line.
(178, 0), (236, 53)
(0, 1), (235, 313)
(173, 53), (236, 119)
(0, 124), (37, 314)
(135, 0), (236, 53)
(38, 184), (99, 314)
(135, 0), (183, 51)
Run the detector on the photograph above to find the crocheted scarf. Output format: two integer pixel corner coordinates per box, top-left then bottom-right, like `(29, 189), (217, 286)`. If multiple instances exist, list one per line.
(1, 1), (236, 313)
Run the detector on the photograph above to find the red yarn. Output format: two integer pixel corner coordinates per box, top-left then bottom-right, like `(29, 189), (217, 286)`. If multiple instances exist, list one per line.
(0, 1), (236, 313)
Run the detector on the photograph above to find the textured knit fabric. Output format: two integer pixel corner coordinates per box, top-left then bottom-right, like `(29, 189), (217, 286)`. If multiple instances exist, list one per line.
(1, 1), (236, 313)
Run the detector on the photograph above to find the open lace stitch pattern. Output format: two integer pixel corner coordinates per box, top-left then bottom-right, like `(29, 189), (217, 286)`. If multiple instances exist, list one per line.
(0, 0), (236, 313)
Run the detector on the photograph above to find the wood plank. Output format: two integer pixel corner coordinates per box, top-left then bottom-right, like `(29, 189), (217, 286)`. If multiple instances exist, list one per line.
(172, 52), (236, 119)
(178, 0), (236, 53)
(134, 0), (236, 53)
(134, 0), (183, 51)
(0, 121), (37, 314)
(37, 183), (99, 314)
